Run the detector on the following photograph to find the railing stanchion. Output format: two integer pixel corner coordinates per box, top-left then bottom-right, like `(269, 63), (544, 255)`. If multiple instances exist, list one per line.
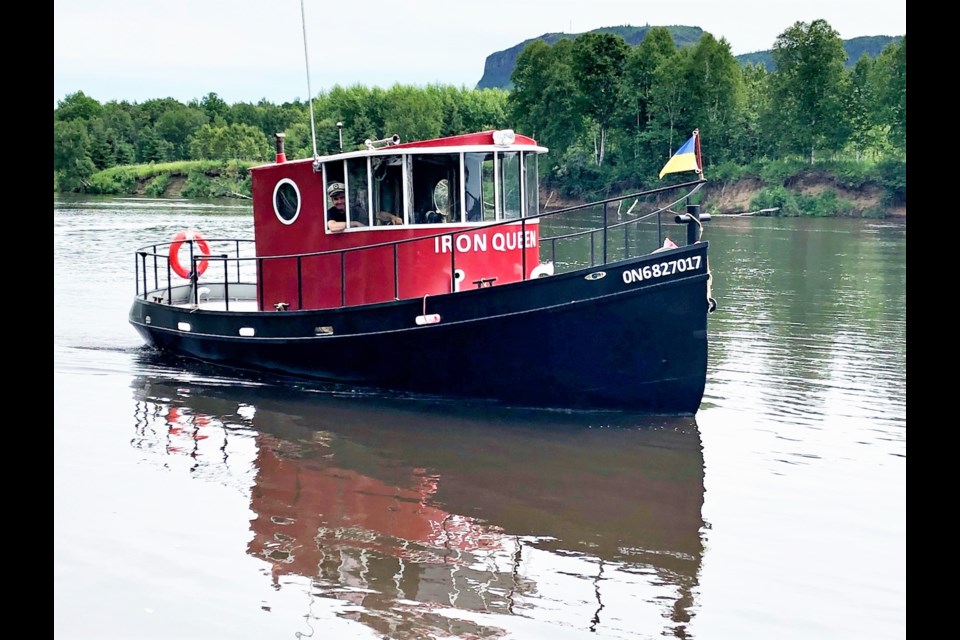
(450, 232), (456, 291)
(222, 255), (230, 311)
(602, 202), (609, 265)
(340, 251), (346, 308)
(297, 256), (303, 309)
(521, 218), (527, 280)
(685, 203), (701, 246)
(137, 252), (144, 298)
(394, 244), (400, 299)
(257, 257), (264, 311)
(152, 243), (159, 291)
(623, 206), (629, 260)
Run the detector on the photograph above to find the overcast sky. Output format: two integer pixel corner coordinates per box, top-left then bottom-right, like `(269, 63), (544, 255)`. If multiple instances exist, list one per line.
(53, 0), (906, 107)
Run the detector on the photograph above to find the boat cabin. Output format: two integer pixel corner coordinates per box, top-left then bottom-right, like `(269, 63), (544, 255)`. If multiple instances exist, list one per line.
(249, 130), (548, 311)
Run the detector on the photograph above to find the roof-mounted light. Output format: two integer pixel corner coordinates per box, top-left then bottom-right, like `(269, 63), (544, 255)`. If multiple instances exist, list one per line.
(492, 129), (516, 146)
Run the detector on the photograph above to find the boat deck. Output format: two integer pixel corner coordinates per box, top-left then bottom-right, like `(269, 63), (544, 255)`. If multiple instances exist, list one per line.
(174, 299), (260, 312)
(145, 283), (261, 313)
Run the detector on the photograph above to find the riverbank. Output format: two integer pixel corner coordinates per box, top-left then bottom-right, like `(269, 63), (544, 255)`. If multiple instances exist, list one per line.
(543, 173), (904, 218)
(67, 162), (905, 218)
(702, 173), (905, 218)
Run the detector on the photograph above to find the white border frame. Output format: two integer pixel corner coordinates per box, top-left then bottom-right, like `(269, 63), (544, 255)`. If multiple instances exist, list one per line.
(272, 178), (301, 225)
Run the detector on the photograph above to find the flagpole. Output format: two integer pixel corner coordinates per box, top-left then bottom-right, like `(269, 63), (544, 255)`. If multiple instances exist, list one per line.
(694, 129), (703, 179)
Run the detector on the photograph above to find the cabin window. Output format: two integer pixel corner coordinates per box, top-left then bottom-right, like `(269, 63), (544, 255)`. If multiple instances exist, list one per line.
(372, 155), (405, 225)
(346, 158), (370, 225)
(464, 152), (495, 222)
(411, 153), (459, 225)
(499, 151), (522, 220)
(273, 178), (301, 225)
(524, 152), (539, 217)
(322, 163), (349, 232)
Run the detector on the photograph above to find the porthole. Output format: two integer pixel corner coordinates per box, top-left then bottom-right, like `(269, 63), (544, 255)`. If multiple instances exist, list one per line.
(273, 178), (301, 225)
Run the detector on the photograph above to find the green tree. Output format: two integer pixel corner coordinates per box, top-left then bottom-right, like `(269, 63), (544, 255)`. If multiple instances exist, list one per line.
(608, 27), (680, 182)
(54, 91), (103, 122)
(156, 105), (208, 159)
(843, 56), (882, 160)
(188, 123), (270, 160)
(317, 85), (381, 151)
(85, 118), (115, 169)
(381, 84), (443, 143)
(139, 98), (187, 125)
(54, 119), (96, 191)
(871, 36), (906, 152)
(736, 63), (774, 163)
(621, 27), (676, 138)
(570, 32), (629, 166)
(260, 99), (308, 143)
(649, 48), (695, 157)
(282, 121), (314, 160)
(136, 126), (173, 162)
(458, 88), (509, 132)
(99, 101), (143, 166)
(684, 34), (744, 166)
(508, 39), (581, 159)
(198, 92), (230, 126)
(770, 20), (849, 162)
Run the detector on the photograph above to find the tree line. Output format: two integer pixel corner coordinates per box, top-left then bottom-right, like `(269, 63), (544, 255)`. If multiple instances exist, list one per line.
(54, 20), (905, 209)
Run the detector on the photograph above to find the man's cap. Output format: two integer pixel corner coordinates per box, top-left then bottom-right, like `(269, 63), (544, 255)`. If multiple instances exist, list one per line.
(327, 182), (345, 196)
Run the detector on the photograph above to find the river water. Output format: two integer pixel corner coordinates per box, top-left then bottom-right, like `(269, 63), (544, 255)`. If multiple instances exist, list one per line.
(53, 196), (906, 640)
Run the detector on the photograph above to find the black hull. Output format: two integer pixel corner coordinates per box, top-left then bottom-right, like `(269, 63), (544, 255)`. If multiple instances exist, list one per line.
(130, 243), (710, 413)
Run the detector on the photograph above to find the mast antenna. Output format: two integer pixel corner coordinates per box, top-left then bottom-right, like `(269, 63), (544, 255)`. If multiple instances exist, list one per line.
(300, 0), (320, 169)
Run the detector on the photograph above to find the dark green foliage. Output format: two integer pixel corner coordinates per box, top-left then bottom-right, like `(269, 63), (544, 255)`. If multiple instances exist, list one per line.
(844, 36), (903, 66)
(144, 174), (171, 197)
(816, 160), (872, 189)
(53, 20), (905, 215)
(478, 25), (704, 90)
(477, 27), (901, 90)
(176, 162), (252, 198)
(752, 180), (879, 217)
(55, 91), (103, 122)
(769, 20), (849, 161)
(54, 119), (97, 192)
(180, 171), (216, 198)
(759, 159), (809, 185)
(796, 190), (848, 217)
(547, 147), (605, 200)
(708, 161), (749, 183)
(87, 167), (138, 195)
(750, 186), (798, 215)
(732, 35), (901, 72)
(871, 159), (906, 203)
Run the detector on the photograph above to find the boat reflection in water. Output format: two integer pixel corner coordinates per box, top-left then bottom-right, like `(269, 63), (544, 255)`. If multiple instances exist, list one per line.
(131, 369), (706, 638)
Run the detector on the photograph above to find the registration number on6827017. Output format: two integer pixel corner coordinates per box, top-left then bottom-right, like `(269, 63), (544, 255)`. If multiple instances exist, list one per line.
(622, 255), (702, 284)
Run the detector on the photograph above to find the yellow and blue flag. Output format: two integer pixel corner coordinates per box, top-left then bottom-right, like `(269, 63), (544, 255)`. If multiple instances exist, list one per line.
(658, 130), (702, 179)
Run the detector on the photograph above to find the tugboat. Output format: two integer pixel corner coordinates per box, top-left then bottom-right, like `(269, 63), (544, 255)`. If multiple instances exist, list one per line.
(129, 128), (714, 413)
